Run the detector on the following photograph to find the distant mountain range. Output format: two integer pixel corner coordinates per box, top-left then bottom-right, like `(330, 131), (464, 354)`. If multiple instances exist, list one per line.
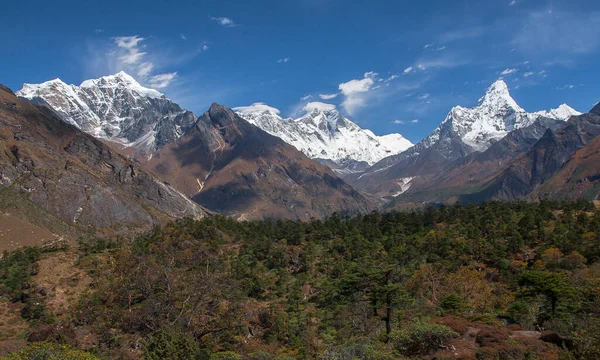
(16, 74), (373, 220)
(12, 72), (600, 221)
(234, 102), (413, 175)
(346, 80), (581, 198)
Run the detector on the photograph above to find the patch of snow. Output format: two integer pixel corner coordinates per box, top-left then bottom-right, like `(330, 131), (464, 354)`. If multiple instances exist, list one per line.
(392, 177), (414, 197)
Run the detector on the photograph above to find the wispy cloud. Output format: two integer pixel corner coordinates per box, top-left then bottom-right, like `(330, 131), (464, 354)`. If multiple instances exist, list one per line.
(319, 93), (338, 100)
(403, 66), (414, 74)
(554, 84), (575, 90)
(148, 72), (178, 89)
(500, 68), (518, 76)
(512, 8), (600, 63)
(438, 26), (485, 44)
(210, 17), (238, 27)
(393, 119), (419, 125)
(412, 52), (470, 72)
(180, 34), (187, 40)
(509, 0), (518, 6)
(82, 35), (199, 93)
(114, 35), (147, 65)
(94, 29), (104, 34)
(277, 57), (290, 63)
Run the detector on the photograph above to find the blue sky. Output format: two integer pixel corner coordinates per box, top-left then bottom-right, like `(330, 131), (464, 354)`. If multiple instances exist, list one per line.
(2, 0), (600, 143)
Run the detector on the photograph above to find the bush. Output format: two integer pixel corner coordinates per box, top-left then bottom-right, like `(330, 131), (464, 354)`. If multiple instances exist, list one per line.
(3, 342), (100, 359)
(0, 247), (41, 302)
(144, 329), (209, 360)
(210, 352), (241, 360)
(390, 320), (458, 356)
(440, 293), (464, 312)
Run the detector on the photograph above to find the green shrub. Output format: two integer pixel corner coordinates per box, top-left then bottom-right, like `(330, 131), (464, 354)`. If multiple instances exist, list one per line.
(3, 342), (100, 359)
(390, 320), (458, 356)
(209, 352), (241, 360)
(441, 293), (464, 312)
(0, 247), (41, 302)
(144, 329), (209, 360)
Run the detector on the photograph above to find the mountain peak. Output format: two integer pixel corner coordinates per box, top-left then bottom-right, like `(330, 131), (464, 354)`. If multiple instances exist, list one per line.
(79, 72), (163, 99)
(478, 79), (523, 111)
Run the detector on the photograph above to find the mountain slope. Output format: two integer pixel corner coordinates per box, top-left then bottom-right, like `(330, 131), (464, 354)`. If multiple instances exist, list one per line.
(16, 72), (197, 156)
(0, 84), (205, 230)
(234, 102), (413, 174)
(389, 117), (566, 204)
(348, 80), (580, 198)
(473, 102), (600, 202)
(146, 103), (374, 220)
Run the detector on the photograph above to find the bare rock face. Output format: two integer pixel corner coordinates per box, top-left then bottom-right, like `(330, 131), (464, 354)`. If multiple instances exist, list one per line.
(0, 84), (205, 230)
(146, 103), (375, 221)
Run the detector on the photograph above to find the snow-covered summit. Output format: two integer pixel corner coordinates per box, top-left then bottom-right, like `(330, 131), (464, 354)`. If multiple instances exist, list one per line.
(234, 102), (413, 173)
(17, 72), (195, 154)
(423, 79), (579, 154)
(79, 71), (164, 99)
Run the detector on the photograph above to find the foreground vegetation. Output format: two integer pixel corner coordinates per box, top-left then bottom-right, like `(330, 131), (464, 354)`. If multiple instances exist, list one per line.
(1, 200), (600, 359)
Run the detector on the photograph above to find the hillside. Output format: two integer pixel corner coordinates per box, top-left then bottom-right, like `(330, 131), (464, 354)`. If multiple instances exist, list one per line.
(0, 84), (205, 234)
(146, 103), (374, 220)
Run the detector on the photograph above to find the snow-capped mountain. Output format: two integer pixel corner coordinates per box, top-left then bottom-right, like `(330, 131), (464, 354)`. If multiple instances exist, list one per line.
(348, 80), (581, 197)
(17, 71), (196, 154)
(234, 101), (413, 174)
(421, 80), (580, 154)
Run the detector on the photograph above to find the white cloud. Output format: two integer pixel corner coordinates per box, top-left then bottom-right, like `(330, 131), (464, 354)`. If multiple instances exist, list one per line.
(277, 57), (290, 63)
(233, 102), (281, 115)
(319, 93), (338, 100)
(180, 34), (187, 40)
(523, 71), (534, 77)
(501, 68), (518, 75)
(137, 62), (154, 77)
(202, 45), (209, 51)
(339, 72), (377, 95)
(94, 29), (104, 34)
(394, 119), (419, 124)
(300, 94), (313, 101)
(211, 17), (238, 27)
(509, 0), (518, 6)
(555, 84), (575, 90)
(403, 66), (414, 74)
(148, 72), (177, 88)
(424, 43), (434, 49)
(304, 102), (336, 112)
(418, 93), (431, 100)
(113, 36), (147, 66)
(338, 72), (379, 115)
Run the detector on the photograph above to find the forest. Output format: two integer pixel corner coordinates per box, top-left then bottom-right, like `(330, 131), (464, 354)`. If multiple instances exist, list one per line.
(1, 200), (600, 359)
